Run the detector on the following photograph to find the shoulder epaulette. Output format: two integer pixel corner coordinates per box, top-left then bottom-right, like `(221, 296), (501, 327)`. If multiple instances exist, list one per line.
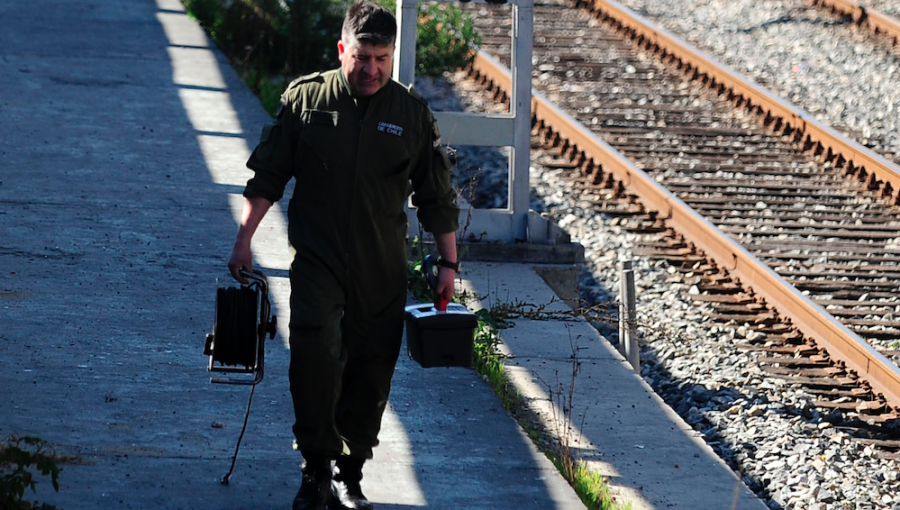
(281, 72), (327, 106)
(406, 84), (430, 108)
(287, 71), (324, 90)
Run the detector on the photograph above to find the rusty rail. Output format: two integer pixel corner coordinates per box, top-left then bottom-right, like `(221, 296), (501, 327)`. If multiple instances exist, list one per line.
(580, 0), (900, 206)
(810, 0), (900, 46)
(467, 2), (900, 408)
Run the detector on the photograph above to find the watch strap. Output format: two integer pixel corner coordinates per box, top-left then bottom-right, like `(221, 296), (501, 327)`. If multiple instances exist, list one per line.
(438, 258), (459, 271)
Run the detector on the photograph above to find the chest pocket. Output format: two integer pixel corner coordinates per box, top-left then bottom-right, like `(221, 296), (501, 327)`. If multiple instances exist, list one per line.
(296, 109), (344, 203)
(367, 121), (414, 216)
(302, 110), (338, 127)
(298, 110), (339, 159)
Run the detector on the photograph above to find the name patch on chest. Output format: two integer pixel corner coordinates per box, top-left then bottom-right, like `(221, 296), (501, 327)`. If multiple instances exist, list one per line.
(377, 121), (404, 137)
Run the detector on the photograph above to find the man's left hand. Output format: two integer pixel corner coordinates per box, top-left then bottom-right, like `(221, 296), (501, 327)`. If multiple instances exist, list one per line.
(435, 266), (456, 305)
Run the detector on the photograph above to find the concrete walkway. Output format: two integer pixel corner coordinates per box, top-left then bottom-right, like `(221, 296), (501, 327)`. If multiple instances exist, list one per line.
(459, 264), (766, 509)
(0, 1), (581, 508)
(0, 0), (765, 509)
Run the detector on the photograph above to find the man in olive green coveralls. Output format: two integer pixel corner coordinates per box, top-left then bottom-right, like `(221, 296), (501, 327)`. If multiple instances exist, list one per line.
(227, 3), (459, 510)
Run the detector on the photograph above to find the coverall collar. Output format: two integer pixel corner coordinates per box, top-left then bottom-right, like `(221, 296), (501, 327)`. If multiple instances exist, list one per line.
(338, 67), (391, 101)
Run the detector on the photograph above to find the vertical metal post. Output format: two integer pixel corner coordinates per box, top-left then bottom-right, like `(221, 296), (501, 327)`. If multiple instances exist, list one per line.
(394, 0), (536, 243)
(393, 0), (418, 84)
(619, 260), (639, 371)
(510, 1), (532, 241)
(617, 260), (629, 357)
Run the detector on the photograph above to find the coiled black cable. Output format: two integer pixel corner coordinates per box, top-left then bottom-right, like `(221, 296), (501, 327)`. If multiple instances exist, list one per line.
(213, 286), (259, 368)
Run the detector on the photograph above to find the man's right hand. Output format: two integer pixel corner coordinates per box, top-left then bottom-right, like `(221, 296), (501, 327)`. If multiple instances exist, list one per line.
(228, 242), (254, 284)
(227, 196), (273, 285)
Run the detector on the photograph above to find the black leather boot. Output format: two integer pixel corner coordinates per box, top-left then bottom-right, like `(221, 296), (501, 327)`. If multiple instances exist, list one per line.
(331, 456), (373, 510)
(292, 454), (333, 510)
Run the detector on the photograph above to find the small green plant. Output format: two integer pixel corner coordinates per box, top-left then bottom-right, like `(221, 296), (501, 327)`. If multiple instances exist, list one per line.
(406, 237), (434, 303)
(406, 257), (432, 303)
(416, 2), (482, 76)
(472, 308), (511, 403)
(574, 462), (630, 510)
(539, 328), (630, 510)
(0, 434), (61, 510)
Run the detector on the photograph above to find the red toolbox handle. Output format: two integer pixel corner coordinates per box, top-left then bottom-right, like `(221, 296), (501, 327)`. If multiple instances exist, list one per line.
(435, 295), (449, 312)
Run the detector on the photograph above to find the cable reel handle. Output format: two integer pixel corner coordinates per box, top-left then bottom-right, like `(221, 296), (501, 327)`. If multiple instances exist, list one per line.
(263, 315), (277, 339)
(206, 269), (274, 385)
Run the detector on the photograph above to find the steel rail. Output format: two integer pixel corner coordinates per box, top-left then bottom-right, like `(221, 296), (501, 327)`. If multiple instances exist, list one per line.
(467, 12), (900, 408)
(809, 0), (900, 46)
(577, 0), (900, 206)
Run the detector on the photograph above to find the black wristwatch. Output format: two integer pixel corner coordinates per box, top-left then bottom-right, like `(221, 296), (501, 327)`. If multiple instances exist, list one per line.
(437, 258), (459, 272)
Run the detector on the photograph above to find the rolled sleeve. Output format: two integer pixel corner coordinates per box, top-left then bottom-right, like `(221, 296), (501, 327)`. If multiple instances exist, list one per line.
(243, 98), (297, 204)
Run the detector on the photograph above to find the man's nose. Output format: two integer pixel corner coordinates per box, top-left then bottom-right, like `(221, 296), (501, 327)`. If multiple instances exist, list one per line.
(362, 61), (375, 75)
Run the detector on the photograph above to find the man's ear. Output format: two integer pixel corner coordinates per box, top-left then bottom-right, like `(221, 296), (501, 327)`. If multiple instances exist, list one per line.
(337, 39), (346, 60)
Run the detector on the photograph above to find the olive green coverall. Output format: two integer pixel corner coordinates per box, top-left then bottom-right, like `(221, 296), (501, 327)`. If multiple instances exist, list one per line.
(243, 69), (459, 459)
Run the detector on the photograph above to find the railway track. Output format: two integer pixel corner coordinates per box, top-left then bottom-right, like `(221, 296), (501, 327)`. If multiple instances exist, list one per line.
(453, 0), (900, 460)
(810, 0), (900, 47)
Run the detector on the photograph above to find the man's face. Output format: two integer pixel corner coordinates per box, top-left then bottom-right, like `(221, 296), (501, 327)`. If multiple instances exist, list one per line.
(338, 36), (393, 97)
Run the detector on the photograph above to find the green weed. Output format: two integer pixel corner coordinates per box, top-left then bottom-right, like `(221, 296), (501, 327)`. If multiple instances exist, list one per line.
(0, 434), (61, 510)
(574, 462), (631, 510)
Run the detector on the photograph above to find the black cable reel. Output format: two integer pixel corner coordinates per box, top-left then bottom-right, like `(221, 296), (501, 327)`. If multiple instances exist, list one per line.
(203, 269), (277, 484)
(204, 269), (277, 385)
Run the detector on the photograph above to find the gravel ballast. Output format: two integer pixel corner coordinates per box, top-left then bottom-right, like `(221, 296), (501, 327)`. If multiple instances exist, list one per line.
(414, 1), (900, 503)
(611, 0), (900, 165)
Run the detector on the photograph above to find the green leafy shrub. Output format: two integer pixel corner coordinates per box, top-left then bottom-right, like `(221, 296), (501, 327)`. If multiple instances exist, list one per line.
(415, 2), (482, 76)
(184, 0), (343, 76)
(370, 0), (397, 12)
(182, 0), (344, 115)
(183, 0), (226, 40)
(181, 0), (481, 114)
(0, 435), (61, 510)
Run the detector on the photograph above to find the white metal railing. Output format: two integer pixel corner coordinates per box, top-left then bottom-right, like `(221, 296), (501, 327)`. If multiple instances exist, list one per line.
(395, 0), (565, 243)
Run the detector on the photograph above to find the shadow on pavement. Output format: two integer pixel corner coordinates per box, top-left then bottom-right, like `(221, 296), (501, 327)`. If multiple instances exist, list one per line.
(0, 0), (582, 508)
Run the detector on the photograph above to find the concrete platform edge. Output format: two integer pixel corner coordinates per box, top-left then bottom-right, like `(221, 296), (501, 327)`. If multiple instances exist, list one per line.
(458, 262), (768, 510)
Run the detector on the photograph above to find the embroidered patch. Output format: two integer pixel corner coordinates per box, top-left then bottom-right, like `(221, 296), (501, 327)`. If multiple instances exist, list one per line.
(377, 121), (404, 137)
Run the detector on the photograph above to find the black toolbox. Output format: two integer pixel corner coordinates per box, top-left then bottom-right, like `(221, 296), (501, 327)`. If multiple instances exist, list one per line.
(404, 302), (478, 368)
